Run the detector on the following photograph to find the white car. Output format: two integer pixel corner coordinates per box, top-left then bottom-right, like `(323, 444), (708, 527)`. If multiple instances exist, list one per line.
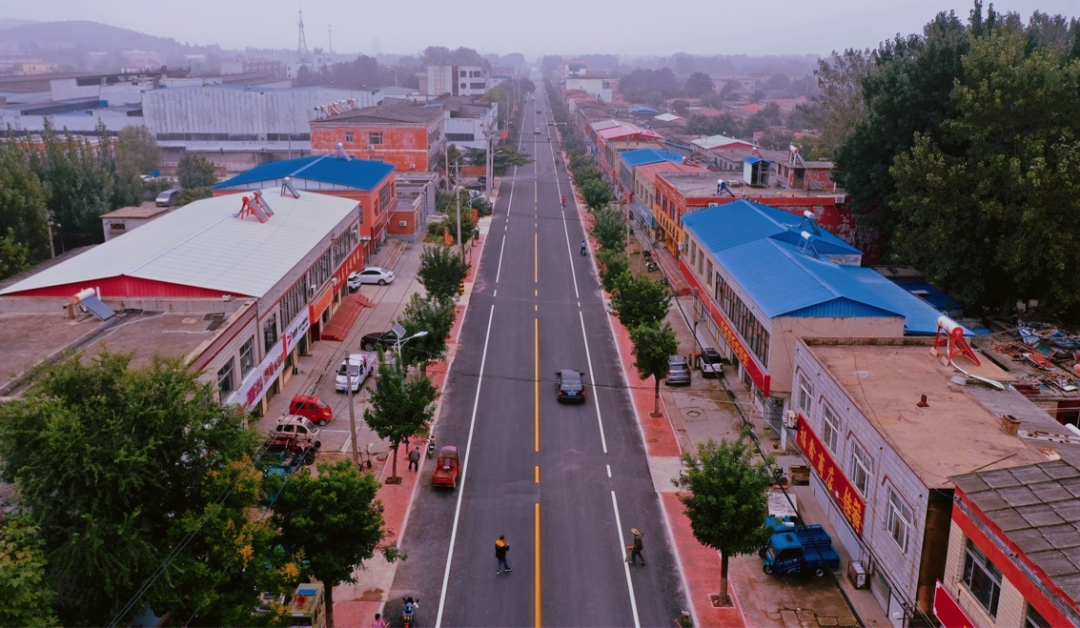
(335, 353), (374, 392)
(348, 266), (395, 289)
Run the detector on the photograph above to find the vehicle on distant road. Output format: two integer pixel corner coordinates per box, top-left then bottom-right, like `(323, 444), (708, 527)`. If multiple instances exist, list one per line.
(666, 355), (692, 386)
(555, 369), (587, 403)
(361, 330), (400, 352)
(288, 394), (333, 426)
(335, 353), (374, 393)
(534, 127), (540, 134)
(699, 348), (723, 378)
(348, 266), (395, 288)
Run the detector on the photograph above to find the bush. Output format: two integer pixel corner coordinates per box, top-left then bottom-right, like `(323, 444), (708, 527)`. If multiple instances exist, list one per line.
(591, 207), (626, 251)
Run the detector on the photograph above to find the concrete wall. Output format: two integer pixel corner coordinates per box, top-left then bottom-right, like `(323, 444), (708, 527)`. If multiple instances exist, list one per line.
(770, 316), (902, 397)
(794, 339), (942, 624)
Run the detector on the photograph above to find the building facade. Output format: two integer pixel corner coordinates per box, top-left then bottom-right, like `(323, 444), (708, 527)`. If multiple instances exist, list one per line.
(309, 100), (447, 172)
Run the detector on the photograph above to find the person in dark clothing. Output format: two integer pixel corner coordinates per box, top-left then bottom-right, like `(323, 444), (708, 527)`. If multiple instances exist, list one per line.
(628, 528), (644, 565)
(495, 535), (511, 574)
(408, 447), (420, 471)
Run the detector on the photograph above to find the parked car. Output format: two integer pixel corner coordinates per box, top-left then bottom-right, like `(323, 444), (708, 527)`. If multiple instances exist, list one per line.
(666, 355), (692, 385)
(464, 181), (485, 191)
(335, 353), (374, 393)
(555, 369), (587, 403)
(273, 415), (322, 450)
(155, 188), (180, 207)
(361, 330), (400, 351)
(288, 394), (333, 426)
(348, 266), (395, 288)
(761, 517), (840, 578)
(700, 348), (724, 378)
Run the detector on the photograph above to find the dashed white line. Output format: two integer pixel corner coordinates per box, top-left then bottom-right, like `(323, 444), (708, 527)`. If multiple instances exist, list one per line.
(561, 211), (580, 300)
(610, 491), (642, 628)
(606, 464), (612, 478)
(579, 310), (607, 453)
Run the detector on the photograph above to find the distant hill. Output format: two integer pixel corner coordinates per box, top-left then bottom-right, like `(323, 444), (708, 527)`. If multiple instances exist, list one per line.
(0, 19), (37, 31)
(0, 20), (221, 55)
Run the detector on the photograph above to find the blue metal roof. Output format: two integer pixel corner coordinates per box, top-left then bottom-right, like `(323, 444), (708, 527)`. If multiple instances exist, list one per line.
(629, 106), (660, 114)
(744, 156), (766, 165)
(214, 155), (394, 191)
(620, 148), (684, 168)
(685, 201), (943, 331)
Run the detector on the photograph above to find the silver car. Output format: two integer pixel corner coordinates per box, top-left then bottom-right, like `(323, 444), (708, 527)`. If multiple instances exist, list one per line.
(666, 355), (692, 386)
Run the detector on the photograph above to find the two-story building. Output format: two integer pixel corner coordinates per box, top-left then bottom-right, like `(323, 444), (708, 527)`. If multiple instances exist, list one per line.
(629, 159), (709, 231)
(793, 336), (1073, 627)
(419, 65), (488, 98)
(680, 200), (943, 426)
(309, 100), (447, 173)
(213, 154), (397, 259)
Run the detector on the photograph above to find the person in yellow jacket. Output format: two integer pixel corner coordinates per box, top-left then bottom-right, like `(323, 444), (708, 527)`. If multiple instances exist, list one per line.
(495, 535), (512, 574)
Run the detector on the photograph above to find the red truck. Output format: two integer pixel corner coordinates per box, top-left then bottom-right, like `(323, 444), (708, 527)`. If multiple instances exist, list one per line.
(431, 446), (459, 489)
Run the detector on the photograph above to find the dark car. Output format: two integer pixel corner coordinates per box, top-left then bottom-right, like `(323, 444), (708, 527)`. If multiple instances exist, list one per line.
(700, 348), (724, 378)
(464, 181), (485, 191)
(361, 330), (399, 351)
(666, 355), (692, 386)
(555, 369), (587, 403)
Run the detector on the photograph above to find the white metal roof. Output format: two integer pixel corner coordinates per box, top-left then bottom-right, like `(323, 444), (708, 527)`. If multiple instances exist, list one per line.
(691, 135), (757, 150)
(1, 190), (359, 298)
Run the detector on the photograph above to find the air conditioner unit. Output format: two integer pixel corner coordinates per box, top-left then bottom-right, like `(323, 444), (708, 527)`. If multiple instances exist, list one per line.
(368, 145), (376, 151)
(834, 195), (846, 204)
(398, 221), (407, 227)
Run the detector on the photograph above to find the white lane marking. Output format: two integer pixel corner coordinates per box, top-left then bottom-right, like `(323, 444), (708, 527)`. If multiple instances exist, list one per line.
(561, 211), (580, 300)
(610, 491), (642, 628)
(506, 177), (516, 218)
(607, 464), (612, 478)
(495, 234), (507, 284)
(579, 310), (607, 453)
(493, 289), (497, 297)
(436, 304), (497, 628)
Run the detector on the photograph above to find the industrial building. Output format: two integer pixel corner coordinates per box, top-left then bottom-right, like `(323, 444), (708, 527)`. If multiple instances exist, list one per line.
(0, 189), (366, 415)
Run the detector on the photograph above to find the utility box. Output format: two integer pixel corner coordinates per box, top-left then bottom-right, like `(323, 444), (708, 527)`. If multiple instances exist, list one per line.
(848, 560), (869, 589)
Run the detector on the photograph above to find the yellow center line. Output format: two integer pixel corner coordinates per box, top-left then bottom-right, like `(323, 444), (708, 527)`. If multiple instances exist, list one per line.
(534, 232), (538, 283)
(534, 465), (540, 483)
(534, 317), (540, 452)
(534, 502), (542, 628)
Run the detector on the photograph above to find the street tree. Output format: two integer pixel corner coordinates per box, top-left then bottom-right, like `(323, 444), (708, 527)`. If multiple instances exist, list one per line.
(0, 229), (29, 280)
(399, 292), (456, 376)
(0, 351), (258, 626)
(676, 436), (773, 607)
(273, 460), (398, 628)
(418, 244), (470, 301)
(0, 519), (58, 628)
(629, 322), (679, 416)
(0, 142), (50, 263)
(611, 274), (671, 329)
(596, 248), (630, 293)
(363, 355), (437, 481)
(110, 125), (161, 208)
(178, 153), (217, 189)
(684, 71), (714, 97)
(580, 179), (613, 211)
(590, 207), (625, 251)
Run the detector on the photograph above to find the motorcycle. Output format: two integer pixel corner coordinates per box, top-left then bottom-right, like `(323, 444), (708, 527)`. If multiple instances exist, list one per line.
(645, 261), (658, 272)
(402, 597), (419, 628)
(426, 436), (437, 460)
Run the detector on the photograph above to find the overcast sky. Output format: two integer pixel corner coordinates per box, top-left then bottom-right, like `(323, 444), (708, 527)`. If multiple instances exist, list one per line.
(7, 0), (1079, 58)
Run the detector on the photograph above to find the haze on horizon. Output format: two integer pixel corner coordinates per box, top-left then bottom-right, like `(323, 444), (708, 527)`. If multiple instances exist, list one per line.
(6, 0), (1078, 59)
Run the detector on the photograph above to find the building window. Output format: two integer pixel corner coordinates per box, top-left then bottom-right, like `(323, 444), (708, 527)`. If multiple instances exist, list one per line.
(1025, 605), (1051, 628)
(849, 441), (871, 496)
(262, 313), (278, 352)
(706, 260), (713, 287)
(239, 336), (256, 378)
(217, 358), (236, 396)
(369, 132), (383, 145)
(345, 132), (354, 143)
(885, 487), (913, 553)
(822, 405), (839, 453)
(963, 541), (1002, 618)
(460, 70), (467, 77)
(470, 82), (485, 89)
(797, 375), (813, 415)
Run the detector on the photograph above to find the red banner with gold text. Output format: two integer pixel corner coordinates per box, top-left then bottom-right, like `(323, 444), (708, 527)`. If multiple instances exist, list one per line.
(796, 413), (866, 536)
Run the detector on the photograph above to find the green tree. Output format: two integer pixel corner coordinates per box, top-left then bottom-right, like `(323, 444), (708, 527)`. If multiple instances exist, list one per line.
(178, 187), (213, 206)
(890, 27), (1080, 317)
(580, 180), (613, 212)
(0, 352), (257, 626)
(363, 355), (437, 481)
(804, 48), (874, 159)
(0, 142), (50, 263)
(611, 275), (671, 329)
(0, 228), (30, 280)
(273, 460), (397, 628)
(0, 519), (58, 628)
(110, 125), (161, 208)
(178, 153), (217, 189)
(590, 207), (625, 251)
(492, 143), (533, 174)
(675, 436), (773, 607)
(629, 322), (679, 415)
(418, 244), (471, 301)
(399, 292), (456, 376)
(684, 72), (714, 97)
(596, 248), (629, 293)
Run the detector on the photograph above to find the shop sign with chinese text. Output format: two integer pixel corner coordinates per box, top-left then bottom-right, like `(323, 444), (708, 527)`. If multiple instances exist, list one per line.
(796, 413), (865, 536)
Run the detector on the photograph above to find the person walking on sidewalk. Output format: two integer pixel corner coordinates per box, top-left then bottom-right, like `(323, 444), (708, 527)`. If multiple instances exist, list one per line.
(627, 528), (645, 565)
(408, 447), (420, 472)
(495, 535), (512, 574)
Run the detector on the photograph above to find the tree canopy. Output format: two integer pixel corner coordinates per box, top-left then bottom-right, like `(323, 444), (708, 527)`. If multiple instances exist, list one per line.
(611, 275), (672, 330)
(629, 322), (679, 415)
(363, 354), (437, 480)
(178, 153), (217, 189)
(418, 244), (470, 301)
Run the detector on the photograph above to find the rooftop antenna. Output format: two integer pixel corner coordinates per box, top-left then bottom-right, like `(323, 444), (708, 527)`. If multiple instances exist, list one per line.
(297, 9), (309, 62)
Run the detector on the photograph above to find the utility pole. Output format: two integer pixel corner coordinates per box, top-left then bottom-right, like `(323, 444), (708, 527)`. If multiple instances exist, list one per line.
(455, 181), (464, 260)
(344, 350), (359, 468)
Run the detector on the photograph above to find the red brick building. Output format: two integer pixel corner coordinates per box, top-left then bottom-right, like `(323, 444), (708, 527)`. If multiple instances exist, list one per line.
(309, 100), (447, 173)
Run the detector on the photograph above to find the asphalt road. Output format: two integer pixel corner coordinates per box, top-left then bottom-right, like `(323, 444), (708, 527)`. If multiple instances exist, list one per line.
(386, 90), (687, 628)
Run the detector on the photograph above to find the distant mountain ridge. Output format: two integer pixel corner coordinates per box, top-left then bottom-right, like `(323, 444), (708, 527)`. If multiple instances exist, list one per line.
(0, 20), (222, 55)
(0, 19), (38, 31)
